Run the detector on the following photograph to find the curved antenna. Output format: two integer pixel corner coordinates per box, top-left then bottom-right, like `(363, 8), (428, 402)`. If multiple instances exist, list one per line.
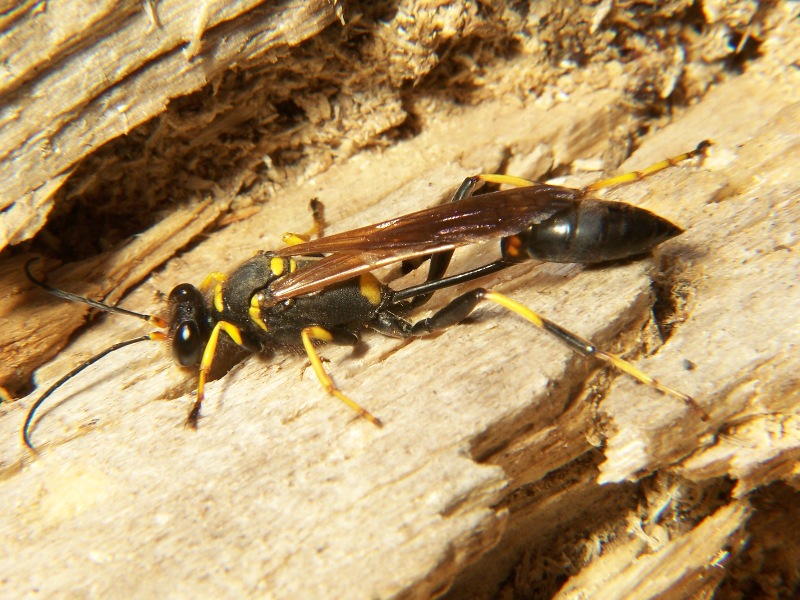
(25, 258), (166, 327)
(23, 257), (169, 450)
(22, 334), (158, 451)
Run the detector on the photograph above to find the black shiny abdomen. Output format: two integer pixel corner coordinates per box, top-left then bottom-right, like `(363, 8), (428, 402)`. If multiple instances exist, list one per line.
(524, 199), (683, 264)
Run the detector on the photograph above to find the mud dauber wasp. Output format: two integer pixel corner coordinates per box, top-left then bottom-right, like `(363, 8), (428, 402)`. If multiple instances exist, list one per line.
(22, 141), (711, 450)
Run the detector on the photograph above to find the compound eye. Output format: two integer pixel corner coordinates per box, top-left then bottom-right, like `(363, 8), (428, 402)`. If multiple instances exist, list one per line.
(172, 321), (203, 366)
(169, 284), (196, 304)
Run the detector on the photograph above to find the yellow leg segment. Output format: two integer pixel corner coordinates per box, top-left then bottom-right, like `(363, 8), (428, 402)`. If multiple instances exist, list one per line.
(187, 321), (243, 428)
(200, 272), (226, 290)
(477, 173), (537, 188)
(200, 272), (227, 313)
(282, 233), (312, 246)
(282, 199), (326, 246)
(301, 326), (383, 427)
(476, 141), (711, 195)
(482, 291), (710, 421)
(581, 140), (712, 194)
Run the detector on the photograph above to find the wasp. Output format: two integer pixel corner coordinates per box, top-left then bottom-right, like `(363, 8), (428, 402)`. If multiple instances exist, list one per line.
(22, 141), (711, 450)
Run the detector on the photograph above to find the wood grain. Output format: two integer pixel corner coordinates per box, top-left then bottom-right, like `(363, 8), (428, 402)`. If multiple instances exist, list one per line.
(1, 3), (798, 599)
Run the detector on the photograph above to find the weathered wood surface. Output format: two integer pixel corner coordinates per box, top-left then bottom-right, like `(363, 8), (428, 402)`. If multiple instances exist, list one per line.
(0, 0), (344, 388)
(454, 95), (800, 600)
(0, 0), (342, 248)
(1, 4), (799, 600)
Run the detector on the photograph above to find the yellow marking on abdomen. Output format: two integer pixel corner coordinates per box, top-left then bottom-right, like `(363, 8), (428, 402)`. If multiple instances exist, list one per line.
(359, 274), (382, 305)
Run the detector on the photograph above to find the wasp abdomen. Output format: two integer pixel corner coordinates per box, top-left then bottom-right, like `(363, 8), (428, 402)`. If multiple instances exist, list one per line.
(524, 199), (683, 264)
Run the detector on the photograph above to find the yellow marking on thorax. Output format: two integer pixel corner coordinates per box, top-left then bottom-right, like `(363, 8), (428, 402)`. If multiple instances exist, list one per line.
(359, 273), (382, 305)
(200, 272), (227, 313)
(200, 272), (226, 291)
(250, 294), (269, 332)
(270, 257), (285, 277)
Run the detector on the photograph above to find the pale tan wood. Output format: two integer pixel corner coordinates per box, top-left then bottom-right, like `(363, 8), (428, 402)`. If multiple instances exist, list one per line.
(0, 0), (342, 248)
(555, 502), (750, 600)
(0, 198), (223, 390)
(1, 3), (799, 600)
(0, 84), (638, 596)
(445, 36), (800, 597)
(0, 0), (342, 386)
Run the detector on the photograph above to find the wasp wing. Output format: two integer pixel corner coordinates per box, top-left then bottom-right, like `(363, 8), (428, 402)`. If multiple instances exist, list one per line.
(269, 244), (457, 301)
(270, 184), (577, 300)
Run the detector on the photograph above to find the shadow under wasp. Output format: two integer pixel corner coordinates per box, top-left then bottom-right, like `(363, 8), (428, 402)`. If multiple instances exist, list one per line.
(22, 141), (712, 451)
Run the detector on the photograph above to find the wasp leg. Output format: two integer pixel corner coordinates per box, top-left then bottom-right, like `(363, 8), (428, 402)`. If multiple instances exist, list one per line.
(473, 141), (712, 196)
(199, 272), (226, 312)
(187, 321), (244, 428)
(282, 199), (326, 246)
(403, 288), (709, 421)
(398, 177), (485, 309)
(391, 259), (514, 303)
(300, 325), (383, 427)
(397, 172), (542, 310)
(390, 179), (526, 305)
(396, 142), (711, 304)
(403, 174), (525, 310)
(397, 173), (542, 309)
(472, 173), (537, 188)
(581, 140), (711, 194)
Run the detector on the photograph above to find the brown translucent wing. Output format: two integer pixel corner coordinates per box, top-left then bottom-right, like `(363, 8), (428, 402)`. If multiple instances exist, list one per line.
(270, 183), (578, 300)
(270, 245), (455, 301)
